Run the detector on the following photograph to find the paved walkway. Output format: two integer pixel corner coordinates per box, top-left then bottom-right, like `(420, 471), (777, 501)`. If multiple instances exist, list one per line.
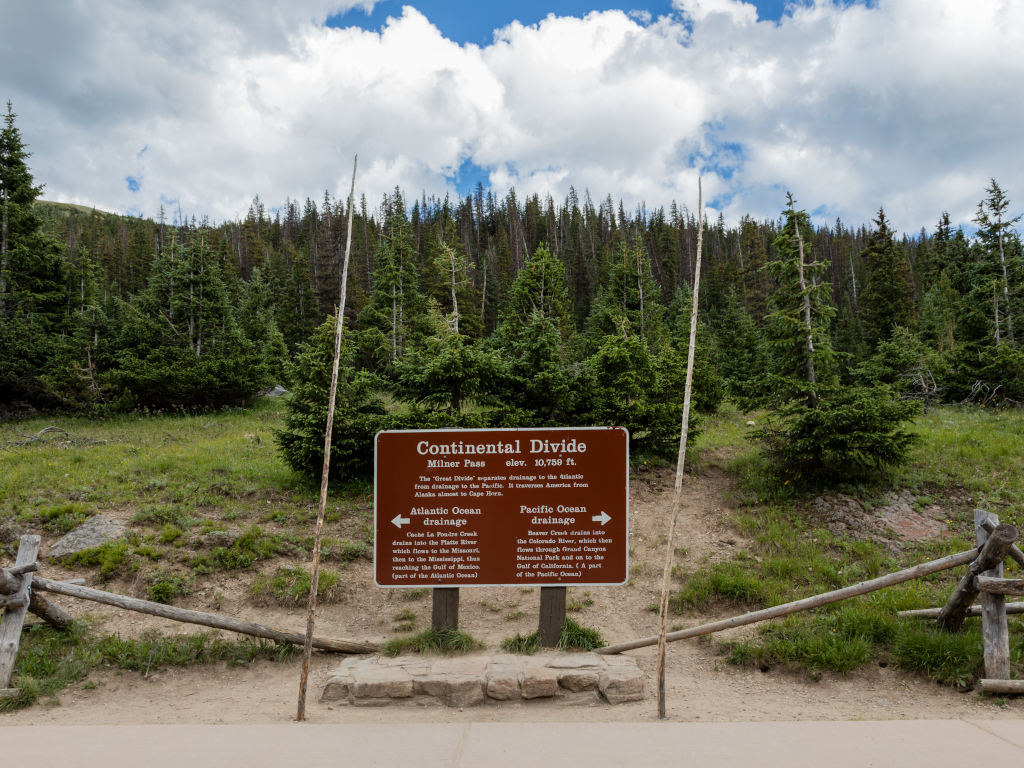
(3, 720), (1023, 767)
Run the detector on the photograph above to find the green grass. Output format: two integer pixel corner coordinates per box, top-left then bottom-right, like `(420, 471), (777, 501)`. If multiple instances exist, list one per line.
(321, 538), (370, 563)
(380, 627), (484, 657)
(0, 400), (376, 603)
(145, 570), (194, 603)
(681, 403), (1024, 688)
(566, 592), (595, 612)
(500, 619), (605, 654)
(895, 406), (1024, 528)
(0, 621), (296, 711)
(0, 400), (316, 522)
(249, 566), (341, 605)
(558, 618), (605, 650)
(190, 525), (299, 573)
(501, 630), (541, 655)
(63, 535), (164, 580)
(17, 502), (95, 534)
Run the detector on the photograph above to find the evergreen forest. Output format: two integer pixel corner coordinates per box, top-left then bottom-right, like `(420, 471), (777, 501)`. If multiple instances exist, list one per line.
(2, 103), (1022, 487)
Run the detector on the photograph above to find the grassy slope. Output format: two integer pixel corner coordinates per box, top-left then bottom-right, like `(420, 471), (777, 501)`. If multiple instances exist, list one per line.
(0, 400), (368, 708)
(684, 404), (1023, 687)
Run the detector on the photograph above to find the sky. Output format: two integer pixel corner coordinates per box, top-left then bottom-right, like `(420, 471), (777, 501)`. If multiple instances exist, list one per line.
(2, 0), (1021, 234)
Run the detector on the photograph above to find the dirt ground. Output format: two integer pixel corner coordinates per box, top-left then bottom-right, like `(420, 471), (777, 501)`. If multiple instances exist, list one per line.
(5, 464), (1023, 724)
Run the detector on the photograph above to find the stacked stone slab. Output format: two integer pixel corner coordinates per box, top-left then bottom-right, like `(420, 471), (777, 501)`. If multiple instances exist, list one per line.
(321, 652), (643, 707)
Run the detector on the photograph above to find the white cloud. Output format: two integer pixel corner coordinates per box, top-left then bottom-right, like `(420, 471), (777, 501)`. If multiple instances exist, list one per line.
(3, 0), (1024, 232)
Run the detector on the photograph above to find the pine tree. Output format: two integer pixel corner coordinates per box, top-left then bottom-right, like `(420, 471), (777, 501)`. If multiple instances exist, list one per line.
(354, 198), (427, 373)
(585, 237), (665, 351)
(394, 301), (501, 415)
(749, 195), (917, 486)
(490, 244), (576, 424)
(708, 286), (761, 399)
(0, 102), (67, 406)
(276, 314), (390, 482)
(106, 229), (270, 408)
(859, 208), (914, 352)
(973, 179), (1021, 346)
(754, 193), (835, 405)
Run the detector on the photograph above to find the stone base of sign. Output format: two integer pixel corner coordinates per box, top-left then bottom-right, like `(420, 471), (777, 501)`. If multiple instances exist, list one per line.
(321, 652), (643, 707)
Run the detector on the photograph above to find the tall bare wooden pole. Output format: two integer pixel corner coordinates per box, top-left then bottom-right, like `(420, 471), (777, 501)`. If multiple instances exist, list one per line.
(655, 178), (704, 720)
(297, 155), (358, 722)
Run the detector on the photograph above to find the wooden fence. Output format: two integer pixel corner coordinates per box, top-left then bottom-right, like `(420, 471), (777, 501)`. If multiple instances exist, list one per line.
(3, 510), (1022, 700)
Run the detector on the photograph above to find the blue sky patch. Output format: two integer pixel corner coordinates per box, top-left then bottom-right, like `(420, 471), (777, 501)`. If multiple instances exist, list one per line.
(332, 2), (675, 45)
(444, 158), (491, 197)
(125, 175), (141, 193)
(327, 2), (802, 46)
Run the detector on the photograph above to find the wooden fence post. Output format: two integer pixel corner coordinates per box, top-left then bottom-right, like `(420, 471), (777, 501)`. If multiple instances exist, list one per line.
(975, 511), (1010, 680)
(0, 535), (40, 697)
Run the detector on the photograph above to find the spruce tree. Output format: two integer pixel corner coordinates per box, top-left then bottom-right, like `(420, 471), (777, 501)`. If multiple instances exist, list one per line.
(106, 229), (270, 408)
(973, 179), (1020, 347)
(354, 203), (427, 373)
(859, 208), (914, 352)
(749, 195), (917, 486)
(276, 314), (390, 482)
(576, 238), (687, 458)
(0, 102), (67, 406)
(490, 243), (575, 424)
(394, 300), (500, 415)
(752, 193), (835, 407)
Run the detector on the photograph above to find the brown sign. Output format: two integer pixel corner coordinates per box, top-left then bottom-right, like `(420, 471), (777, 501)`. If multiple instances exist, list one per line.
(374, 427), (629, 588)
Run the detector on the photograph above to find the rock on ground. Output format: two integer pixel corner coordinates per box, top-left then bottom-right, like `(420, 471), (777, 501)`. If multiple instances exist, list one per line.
(47, 515), (126, 560)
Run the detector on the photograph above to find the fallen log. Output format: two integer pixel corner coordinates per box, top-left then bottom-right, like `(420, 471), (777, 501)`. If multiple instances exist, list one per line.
(936, 524), (1018, 632)
(32, 576), (377, 654)
(899, 602), (1024, 618)
(597, 547), (980, 655)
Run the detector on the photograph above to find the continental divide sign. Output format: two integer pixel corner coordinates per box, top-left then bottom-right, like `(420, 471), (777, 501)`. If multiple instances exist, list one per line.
(374, 427), (629, 588)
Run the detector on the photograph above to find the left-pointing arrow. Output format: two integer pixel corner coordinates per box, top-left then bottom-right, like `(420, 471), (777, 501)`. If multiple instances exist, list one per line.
(391, 514), (411, 528)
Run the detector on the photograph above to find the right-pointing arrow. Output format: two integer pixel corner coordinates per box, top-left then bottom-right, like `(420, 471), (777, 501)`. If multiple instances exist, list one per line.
(391, 514), (411, 528)
(592, 510), (611, 526)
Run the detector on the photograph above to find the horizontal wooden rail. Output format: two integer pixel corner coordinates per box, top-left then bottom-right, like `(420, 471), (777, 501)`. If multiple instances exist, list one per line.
(33, 576), (377, 654)
(598, 548), (980, 655)
(899, 602), (1024, 619)
(979, 679), (1024, 696)
(976, 576), (1024, 596)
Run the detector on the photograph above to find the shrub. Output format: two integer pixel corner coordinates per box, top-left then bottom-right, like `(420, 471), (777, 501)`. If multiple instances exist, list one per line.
(275, 316), (392, 482)
(752, 385), (920, 486)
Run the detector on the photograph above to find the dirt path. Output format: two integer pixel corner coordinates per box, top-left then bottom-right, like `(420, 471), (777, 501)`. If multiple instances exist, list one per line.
(5, 465), (1022, 724)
